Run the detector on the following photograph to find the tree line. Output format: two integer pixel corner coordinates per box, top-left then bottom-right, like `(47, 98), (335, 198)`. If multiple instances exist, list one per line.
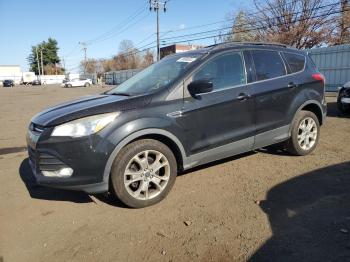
(81, 40), (154, 75)
(28, 0), (349, 75)
(219, 0), (349, 47)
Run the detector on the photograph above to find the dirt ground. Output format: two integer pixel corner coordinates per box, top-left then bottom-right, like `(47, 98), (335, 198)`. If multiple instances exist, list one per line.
(0, 85), (349, 262)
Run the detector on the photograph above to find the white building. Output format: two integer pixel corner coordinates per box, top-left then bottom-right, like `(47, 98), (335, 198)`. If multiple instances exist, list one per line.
(0, 65), (22, 84)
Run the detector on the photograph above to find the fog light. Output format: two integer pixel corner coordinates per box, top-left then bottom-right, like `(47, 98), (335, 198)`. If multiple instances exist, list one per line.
(42, 167), (73, 178)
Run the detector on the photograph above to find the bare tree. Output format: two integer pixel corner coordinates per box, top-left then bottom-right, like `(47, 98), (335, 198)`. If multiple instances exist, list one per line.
(250, 0), (338, 48)
(112, 40), (142, 70)
(85, 40), (155, 73)
(330, 0), (350, 44)
(141, 49), (154, 68)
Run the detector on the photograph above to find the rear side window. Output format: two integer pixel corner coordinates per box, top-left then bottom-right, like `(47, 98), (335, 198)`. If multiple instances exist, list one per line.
(193, 52), (246, 91)
(283, 52), (305, 73)
(251, 50), (286, 81)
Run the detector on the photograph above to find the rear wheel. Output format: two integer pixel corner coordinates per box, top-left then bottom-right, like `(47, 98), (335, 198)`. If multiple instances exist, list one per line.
(286, 111), (320, 156)
(110, 139), (177, 208)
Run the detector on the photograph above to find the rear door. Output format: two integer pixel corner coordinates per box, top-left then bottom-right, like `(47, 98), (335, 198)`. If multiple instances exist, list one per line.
(247, 49), (297, 148)
(179, 50), (255, 160)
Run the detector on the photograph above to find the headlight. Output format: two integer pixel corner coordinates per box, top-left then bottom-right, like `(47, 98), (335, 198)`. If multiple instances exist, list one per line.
(51, 112), (120, 137)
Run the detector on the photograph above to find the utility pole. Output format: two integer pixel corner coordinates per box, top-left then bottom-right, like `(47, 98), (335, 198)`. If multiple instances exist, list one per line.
(79, 42), (87, 75)
(149, 0), (167, 61)
(36, 47), (41, 78)
(40, 49), (44, 76)
(61, 57), (66, 73)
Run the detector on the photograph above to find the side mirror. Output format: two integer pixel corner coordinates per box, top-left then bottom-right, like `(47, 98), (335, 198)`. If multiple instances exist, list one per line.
(188, 79), (213, 97)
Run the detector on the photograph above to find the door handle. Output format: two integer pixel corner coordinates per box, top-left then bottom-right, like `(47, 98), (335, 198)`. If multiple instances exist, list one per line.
(288, 82), (297, 88)
(237, 93), (250, 101)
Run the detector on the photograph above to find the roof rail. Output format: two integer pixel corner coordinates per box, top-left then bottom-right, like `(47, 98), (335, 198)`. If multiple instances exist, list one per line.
(207, 41), (291, 50)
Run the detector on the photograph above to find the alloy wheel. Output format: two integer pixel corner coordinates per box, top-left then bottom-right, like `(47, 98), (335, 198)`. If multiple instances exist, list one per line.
(123, 150), (170, 200)
(297, 117), (318, 151)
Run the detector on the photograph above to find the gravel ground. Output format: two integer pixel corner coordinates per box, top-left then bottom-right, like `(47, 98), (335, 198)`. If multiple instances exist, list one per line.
(0, 85), (349, 262)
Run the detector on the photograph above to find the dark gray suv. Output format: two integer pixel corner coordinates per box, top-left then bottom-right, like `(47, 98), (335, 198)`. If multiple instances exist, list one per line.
(27, 42), (326, 208)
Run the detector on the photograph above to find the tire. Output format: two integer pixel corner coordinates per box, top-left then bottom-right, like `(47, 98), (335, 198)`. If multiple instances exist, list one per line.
(110, 139), (177, 208)
(286, 110), (320, 156)
(84, 83), (90, 87)
(67, 84), (72, 88)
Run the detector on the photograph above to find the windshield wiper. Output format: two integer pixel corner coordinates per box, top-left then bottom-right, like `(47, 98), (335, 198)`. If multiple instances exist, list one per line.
(110, 92), (131, 96)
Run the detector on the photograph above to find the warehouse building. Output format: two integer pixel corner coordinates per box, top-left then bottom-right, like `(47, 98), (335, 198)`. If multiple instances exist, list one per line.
(160, 44), (203, 59)
(0, 65), (22, 84)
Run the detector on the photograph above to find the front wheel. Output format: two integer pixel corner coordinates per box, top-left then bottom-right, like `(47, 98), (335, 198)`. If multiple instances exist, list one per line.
(286, 111), (320, 156)
(110, 139), (177, 208)
(84, 82), (90, 87)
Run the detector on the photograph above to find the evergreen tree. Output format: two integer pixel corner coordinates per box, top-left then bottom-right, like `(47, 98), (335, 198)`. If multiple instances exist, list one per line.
(231, 11), (256, 42)
(27, 38), (63, 74)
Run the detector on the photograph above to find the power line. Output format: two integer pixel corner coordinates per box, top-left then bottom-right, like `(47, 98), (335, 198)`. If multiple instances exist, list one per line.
(68, 4), (342, 71)
(90, 12), (151, 44)
(89, 3), (345, 64)
(86, 3), (148, 45)
(63, 3), (148, 59)
(157, 0), (326, 36)
(135, 32), (156, 46)
(160, 6), (346, 47)
(158, 1), (340, 43)
(67, 0), (343, 70)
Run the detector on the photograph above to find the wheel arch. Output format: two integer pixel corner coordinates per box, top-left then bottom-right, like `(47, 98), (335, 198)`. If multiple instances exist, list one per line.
(301, 102), (323, 125)
(292, 100), (324, 128)
(102, 129), (187, 184)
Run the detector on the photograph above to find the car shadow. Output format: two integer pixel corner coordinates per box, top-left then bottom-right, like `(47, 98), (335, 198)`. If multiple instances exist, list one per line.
(19, 158), (93, 203)
(179, 151), (257, 176)
(327, 101), (350, 118)
(92, 193), (129, 208)
(257, 146), (291, 156)
(248, 161), (350, 262)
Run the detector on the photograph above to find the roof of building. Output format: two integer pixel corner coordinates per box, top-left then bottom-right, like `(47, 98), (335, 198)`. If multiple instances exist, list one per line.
(0, 65), (21, 67)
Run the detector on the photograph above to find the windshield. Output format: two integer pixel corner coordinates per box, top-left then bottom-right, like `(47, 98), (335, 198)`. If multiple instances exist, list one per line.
(106, 53), (203, 96)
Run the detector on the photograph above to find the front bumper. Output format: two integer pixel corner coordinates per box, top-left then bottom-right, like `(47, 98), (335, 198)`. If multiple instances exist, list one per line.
(26, 127), (111, 194)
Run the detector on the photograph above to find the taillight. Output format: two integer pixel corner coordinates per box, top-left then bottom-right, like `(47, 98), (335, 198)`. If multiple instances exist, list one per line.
(312, 73), (325, 83)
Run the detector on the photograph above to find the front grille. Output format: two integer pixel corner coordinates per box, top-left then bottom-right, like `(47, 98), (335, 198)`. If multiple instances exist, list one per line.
(38, 153), (66, 171)
(28, 147), (66, 172)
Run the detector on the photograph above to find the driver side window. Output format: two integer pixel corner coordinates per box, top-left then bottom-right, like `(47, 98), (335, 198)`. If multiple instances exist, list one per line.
(193, 52), (246, 91)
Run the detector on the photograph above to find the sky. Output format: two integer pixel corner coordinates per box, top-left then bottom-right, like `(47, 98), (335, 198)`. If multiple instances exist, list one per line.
(0, 0), (254, 72)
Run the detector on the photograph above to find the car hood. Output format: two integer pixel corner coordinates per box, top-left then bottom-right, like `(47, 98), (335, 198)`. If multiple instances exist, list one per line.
(31, 94), (152, 127)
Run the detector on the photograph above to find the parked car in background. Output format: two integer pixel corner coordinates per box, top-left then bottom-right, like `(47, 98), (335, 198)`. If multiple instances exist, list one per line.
(61, 79), (69, 87)
(337, 81), (350, 113)
(64, 78), (92, 88)
(27, 42), (326, 208)
(31, 79), (41, 86)
(3, 79), (15, 87)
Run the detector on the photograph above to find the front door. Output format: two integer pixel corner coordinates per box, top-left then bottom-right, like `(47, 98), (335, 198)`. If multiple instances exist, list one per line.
(179, 51), (255, 165)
